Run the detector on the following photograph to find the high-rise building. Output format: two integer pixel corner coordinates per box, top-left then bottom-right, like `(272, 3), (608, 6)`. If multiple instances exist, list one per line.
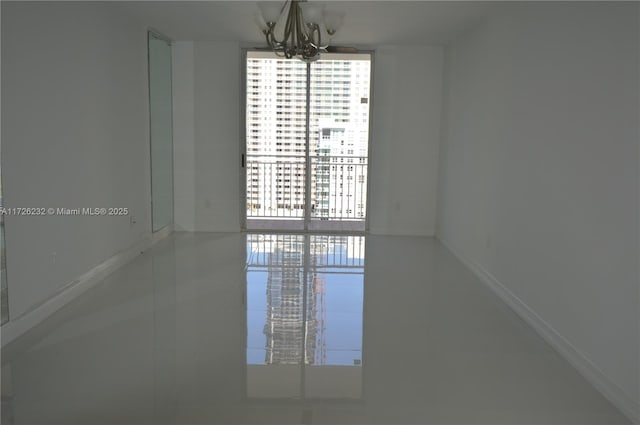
(313, 120), (368, 219)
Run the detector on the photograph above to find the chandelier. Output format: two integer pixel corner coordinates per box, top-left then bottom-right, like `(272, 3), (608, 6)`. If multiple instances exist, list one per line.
(256, 1), (343, 62)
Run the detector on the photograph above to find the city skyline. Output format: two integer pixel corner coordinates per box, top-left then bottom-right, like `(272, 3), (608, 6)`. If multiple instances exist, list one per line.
(245, 52), (371, 222)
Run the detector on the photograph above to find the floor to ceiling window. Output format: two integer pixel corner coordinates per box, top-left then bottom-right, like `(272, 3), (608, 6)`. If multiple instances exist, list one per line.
(244, 51), (372, 232)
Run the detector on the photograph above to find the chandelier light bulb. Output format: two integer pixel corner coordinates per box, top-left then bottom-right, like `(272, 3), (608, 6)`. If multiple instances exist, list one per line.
(258, 2), (283, 24)
(298, 2), (323, 26)
(323, 10), (343, 35)
(254, 12), (269, 33)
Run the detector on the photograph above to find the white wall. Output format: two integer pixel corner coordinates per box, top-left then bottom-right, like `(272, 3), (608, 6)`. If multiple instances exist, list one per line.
(2, 2), (151, 319)
(369, 46), (443, 236)
(173, 41), (241, 232)
(437, 2), (639, 420)
(173, 44), (443, 235)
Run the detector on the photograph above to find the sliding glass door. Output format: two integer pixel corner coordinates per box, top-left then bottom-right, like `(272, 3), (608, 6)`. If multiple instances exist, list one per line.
(244, 52), (371, 231)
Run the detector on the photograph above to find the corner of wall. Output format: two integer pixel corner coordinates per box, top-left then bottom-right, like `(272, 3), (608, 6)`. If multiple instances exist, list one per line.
(434, 43), (452, 239)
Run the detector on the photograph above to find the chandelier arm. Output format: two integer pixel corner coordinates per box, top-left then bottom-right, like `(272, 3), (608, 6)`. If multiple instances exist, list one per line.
(264, 31), (277, 50)
(265, 25), (285, 50)
(265, 0), (293, 49)
(307, 23), (321, 50)
(283, 0), (298, 45)
(270, 34), (286, 51)
(296, 1), (308, 56)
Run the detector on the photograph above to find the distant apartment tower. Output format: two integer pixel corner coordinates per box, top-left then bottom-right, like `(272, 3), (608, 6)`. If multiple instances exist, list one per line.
(313, 120), (368, 220)
(246, 52), (371, 219)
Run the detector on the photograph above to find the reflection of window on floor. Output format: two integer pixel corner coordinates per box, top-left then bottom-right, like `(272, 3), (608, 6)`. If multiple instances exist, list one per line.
(245, 233), (365, 399)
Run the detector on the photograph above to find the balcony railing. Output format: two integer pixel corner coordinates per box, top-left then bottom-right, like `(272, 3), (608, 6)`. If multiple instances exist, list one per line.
(246, 234), (366, 269)
(246, 155), (368, 221)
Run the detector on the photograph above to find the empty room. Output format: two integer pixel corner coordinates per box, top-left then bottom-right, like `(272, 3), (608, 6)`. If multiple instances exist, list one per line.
(1, 1), (638, 424)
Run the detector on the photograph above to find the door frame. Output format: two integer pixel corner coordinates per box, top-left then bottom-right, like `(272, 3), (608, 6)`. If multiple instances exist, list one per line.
(147, 29), (174, 233)
(240, 49), (375, 232)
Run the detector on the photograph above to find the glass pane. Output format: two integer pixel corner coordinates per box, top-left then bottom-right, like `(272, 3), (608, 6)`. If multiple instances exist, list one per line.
(246, 52), (307, 222)
(309, 54), (371, 223)
(148, 33), (173, 232)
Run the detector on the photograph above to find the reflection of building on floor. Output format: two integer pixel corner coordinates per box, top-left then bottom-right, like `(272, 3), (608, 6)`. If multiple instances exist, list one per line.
(264, 236), (326, 365)
(309, 274), (326, 366)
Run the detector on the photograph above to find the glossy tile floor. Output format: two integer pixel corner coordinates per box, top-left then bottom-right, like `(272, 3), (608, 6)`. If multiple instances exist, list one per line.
(1, 232), (630, 424)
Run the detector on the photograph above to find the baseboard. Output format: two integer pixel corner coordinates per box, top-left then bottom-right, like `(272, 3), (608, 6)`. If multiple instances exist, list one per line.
(1, 226), (173, 347)
(437, 236), (640, 425)
(368, 226), (434, 237)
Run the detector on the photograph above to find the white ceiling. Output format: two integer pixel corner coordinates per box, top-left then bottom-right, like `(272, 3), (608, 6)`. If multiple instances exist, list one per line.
(119, 1), (496, 45)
